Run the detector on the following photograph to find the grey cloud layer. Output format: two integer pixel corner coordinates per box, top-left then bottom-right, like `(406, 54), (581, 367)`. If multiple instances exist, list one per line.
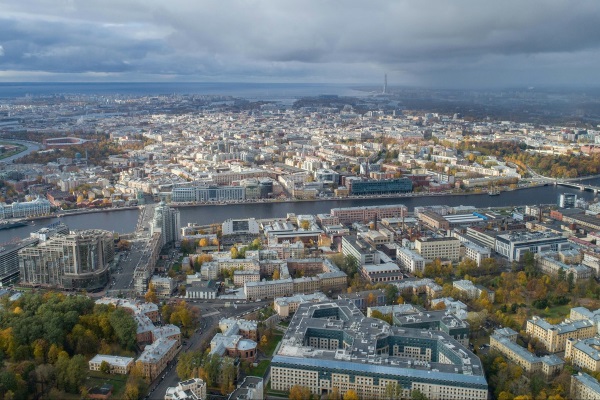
(1, 0), (599, 86)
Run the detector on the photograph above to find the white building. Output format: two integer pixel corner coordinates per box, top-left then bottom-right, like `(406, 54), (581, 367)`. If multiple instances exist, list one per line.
(89, 354), (134, 375)
(165, 378), (207, 400)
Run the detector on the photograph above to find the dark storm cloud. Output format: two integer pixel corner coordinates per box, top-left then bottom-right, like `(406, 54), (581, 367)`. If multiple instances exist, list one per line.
(1, 0), (600, 86)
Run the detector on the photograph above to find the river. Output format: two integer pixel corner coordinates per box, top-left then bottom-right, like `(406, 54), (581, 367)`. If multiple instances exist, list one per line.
(0, 183), (597, 245)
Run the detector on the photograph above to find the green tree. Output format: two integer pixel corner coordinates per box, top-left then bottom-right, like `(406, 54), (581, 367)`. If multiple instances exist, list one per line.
(385, 382), (402, 400)
(109, 309), (137, 350)
(100, 360), (110, 374)
(411, 389), (429, 400)
(384, 285), (399, 305)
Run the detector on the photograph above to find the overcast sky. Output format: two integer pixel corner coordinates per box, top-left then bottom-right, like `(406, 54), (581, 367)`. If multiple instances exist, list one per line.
(1, 0), (600, 88)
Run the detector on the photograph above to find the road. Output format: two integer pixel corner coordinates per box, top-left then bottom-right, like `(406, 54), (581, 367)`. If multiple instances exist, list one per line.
(106, 238), (153, 295)
(148, 300), (266, 399)
(0, 140), (41, 164)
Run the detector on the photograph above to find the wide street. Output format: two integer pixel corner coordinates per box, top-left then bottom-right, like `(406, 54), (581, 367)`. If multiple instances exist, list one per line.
(106, 238), (151, 294)
(148, 300), (265, 399)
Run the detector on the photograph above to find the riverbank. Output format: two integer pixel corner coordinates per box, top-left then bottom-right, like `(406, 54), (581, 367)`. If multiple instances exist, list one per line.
(168, 183), (544, 208)
(14, 205), (141, 223)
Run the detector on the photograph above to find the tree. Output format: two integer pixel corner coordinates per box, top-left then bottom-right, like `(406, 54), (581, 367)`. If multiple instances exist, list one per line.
(326, 387), (341, 400)
(123, 383), (139, 400)
(100, 360), (110, 374)
(144, 285), (158, 304)
(385, 285), (399, 305)
(385, 382), (402, 400)
(343, 389), (359, 400)
(260, 335), (268, 350)
(289, 385), (312, 400)
(198, 238), (208, 247)
(272, 269), (281, 280)
(220, 357), (236, 395)
(411, 389), (429, 400)
(300, 220), (310, 230)
(109, 308), (137, 350)
(367, 292), (376, 307)
(230, 246), (240, 259)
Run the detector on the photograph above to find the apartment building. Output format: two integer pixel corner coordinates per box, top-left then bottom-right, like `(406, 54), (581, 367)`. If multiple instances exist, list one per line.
(571, 372), (600, 400)
(415, 237), (460, 262)
(526, 316), (596, 353)
(271, 300), (488, 399)
(536, 252), (593, 282)
(490, 328), (564, 378)
(19, 229), (114, 291)
(396, 247), (426, 274)
(136, 337), (179, 380)
(88, 355), (134, 375)
(566, 337), (600, 372)
(244, 278), (294, 300)
(0, 197), (51, 219)
(233, 270), (260, 286)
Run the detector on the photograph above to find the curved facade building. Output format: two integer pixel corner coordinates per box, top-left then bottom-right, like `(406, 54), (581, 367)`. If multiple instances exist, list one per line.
(19, 229), (114, 291)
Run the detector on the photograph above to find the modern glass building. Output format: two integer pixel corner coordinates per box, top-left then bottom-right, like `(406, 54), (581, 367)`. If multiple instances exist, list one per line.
(349, 178), (413, 195)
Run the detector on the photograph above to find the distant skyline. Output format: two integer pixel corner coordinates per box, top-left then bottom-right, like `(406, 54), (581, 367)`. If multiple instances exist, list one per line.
(1, 1), (600, 88)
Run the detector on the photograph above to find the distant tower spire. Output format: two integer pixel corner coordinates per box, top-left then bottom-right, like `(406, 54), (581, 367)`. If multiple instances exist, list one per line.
(383, 74), (388, 94)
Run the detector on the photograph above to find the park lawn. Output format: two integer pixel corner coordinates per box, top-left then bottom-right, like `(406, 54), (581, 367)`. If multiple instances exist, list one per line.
(86, 371), (128, 399)
(249, 359), (270, 377)
(262, 333), (283, 357)
(278, 320), (290, 327)
(536, 303), (571, 320)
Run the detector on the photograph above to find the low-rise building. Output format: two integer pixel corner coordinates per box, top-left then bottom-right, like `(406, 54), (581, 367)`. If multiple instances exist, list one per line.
(393, 278), (442, 299)
(186, 280), (218, 300)
(165, 378), (207, 400)
(227, 376), (263, 400)
(274, 292), (329, 318)
(150, 275), (176, 297)
(88, 355), (134, 375)
(453, 280), (494, 302)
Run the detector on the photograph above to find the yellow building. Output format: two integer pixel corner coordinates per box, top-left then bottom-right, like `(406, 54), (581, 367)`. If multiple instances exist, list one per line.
(526, 316), (596, 353)
(566, 337), (600, 372)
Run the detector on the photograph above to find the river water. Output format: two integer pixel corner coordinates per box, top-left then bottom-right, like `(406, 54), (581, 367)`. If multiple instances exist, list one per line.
(0, 183), (597, 244)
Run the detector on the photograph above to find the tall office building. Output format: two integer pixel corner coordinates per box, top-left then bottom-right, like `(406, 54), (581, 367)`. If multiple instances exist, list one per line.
(151, 201), (181, 248)
(19, 229), (114, 291)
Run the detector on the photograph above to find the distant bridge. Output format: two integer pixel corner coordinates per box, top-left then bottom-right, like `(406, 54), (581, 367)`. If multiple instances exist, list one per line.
(556, 182), (600, 194)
